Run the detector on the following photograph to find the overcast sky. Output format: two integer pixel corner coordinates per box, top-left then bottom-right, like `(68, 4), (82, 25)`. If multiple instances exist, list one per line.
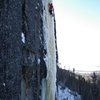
(53, 0), (100, 71)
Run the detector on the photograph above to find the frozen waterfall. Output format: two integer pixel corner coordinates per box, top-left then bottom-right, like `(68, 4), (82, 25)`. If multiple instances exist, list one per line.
(41, 0), (57, 100)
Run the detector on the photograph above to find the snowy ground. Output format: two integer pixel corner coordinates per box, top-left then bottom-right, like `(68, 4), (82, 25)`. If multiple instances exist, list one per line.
(56, 85), (81, 100)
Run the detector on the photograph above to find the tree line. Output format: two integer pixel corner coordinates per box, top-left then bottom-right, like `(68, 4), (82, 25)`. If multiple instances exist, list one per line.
(57, 67), (100, 100)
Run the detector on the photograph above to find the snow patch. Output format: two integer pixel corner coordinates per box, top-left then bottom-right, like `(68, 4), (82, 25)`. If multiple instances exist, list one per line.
(37, 3), (40, 6)
(38, 58), (40, 64)
(56, 85), (81, 100)
(35, 6), (38, 9)
(21, 32), (25, 43)
(3, 83), (5, 87)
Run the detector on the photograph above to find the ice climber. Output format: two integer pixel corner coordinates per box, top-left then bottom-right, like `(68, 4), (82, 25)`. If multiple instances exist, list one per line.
(48, 3), (54, 16)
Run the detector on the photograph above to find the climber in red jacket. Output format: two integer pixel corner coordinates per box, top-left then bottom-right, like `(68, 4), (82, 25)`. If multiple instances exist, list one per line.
(48, 3), (54, 16)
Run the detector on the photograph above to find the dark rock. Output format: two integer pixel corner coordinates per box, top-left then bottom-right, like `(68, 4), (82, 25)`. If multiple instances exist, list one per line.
(0, 0), (43, 99)
(0, 0), (57, 99)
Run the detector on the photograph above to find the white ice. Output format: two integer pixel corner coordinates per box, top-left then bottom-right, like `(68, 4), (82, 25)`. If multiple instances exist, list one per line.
(41, 0), (57, 100)
(21, 32), (25, 43)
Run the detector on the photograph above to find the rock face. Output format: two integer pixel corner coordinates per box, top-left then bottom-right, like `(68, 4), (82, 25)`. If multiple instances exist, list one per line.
(0, 0), (57, 100)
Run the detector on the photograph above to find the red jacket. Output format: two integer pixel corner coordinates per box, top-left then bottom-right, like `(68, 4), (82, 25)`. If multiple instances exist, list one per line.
(48, 3), (53, 10)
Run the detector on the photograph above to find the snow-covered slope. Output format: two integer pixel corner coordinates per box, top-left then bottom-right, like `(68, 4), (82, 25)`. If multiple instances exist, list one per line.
(56, 85), (81, 100)
(41, 0), (56, 100)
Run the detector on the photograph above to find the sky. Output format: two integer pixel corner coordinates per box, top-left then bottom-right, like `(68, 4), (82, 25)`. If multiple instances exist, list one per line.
(53, 0), (100, 71)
